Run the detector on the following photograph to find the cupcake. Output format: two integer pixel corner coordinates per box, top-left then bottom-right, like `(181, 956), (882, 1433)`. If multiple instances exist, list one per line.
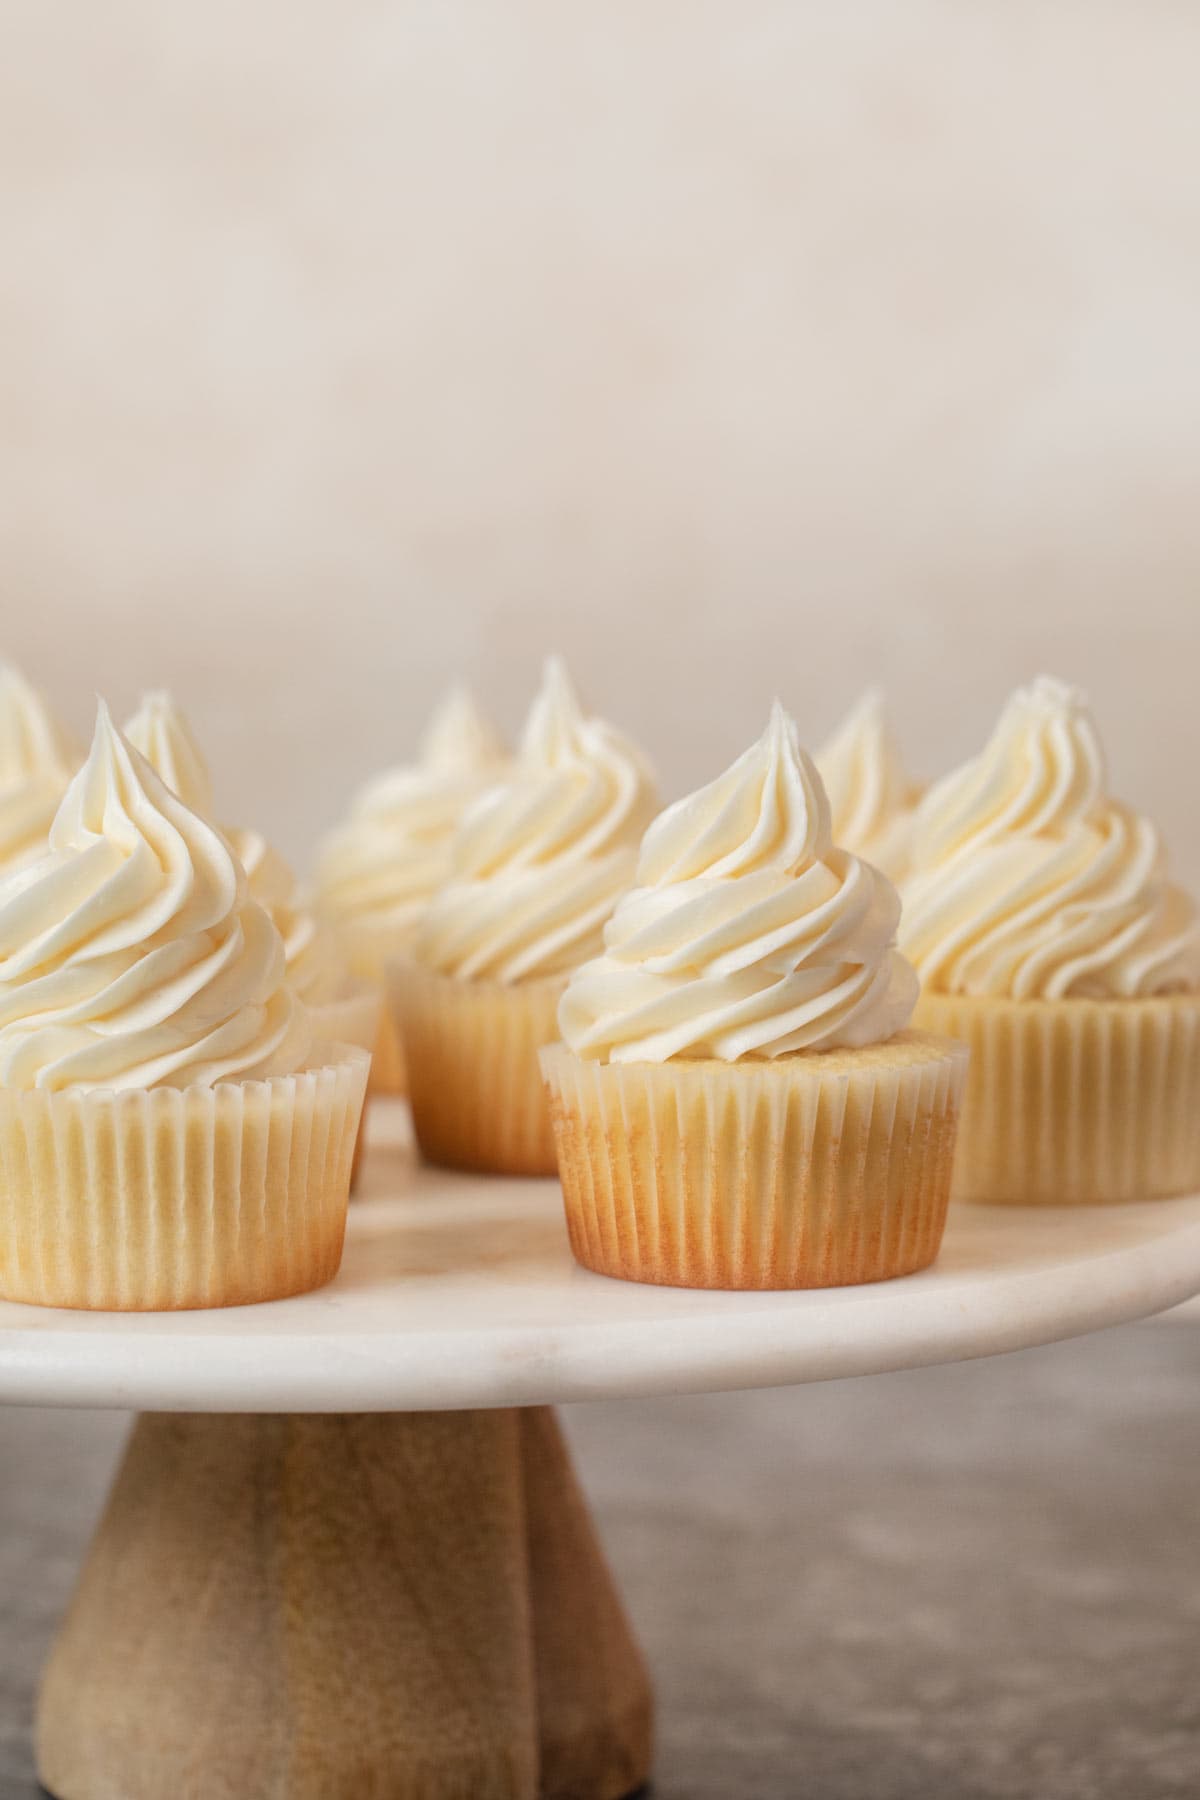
(541, 703), (966, 1289)
(0, 663), (78, 876)
(0, 704), (368, 1310)
(903, 676), (1200, 1204)
(124, 692), (381, 1061)
(815, 687), (923, 883)
(393, 658), (659, 1175)
(314, 685), (508, 1094)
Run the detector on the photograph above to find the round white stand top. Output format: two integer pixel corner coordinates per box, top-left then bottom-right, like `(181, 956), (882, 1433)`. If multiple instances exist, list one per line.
(2, 1102), (1199, 1414)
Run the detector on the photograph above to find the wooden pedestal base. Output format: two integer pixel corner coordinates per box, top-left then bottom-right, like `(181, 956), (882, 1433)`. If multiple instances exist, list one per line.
(37, 1408), (653, 1800)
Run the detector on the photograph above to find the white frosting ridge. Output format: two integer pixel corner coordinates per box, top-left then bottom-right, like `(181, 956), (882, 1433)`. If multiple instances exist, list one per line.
(416, 658), (659, 983)
(0, 702), (311, 1091)
(815, 687), (922, 881)
(0, 664), (79, 876)
(901, 675), (1200, 999)
(125, 691), (341, 1004)
(314, 685), (508, 959)
(559, 701), (918, 1062)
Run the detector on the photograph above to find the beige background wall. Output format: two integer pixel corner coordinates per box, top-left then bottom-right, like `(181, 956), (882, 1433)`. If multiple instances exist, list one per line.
(2, 2), (1198, 878)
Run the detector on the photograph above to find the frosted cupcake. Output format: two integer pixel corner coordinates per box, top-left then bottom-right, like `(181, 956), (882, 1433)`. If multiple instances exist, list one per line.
(0, 663), (78, 876)
(542, 703), (966, 1287)
(815, 687), (923, 883)
(393, 658), (659, 1174)
(124, 692), (379, 1060)
(903, 677), (1200, 1204)
(314, 686), (508, 1094)
(0, 704), (368, 1310)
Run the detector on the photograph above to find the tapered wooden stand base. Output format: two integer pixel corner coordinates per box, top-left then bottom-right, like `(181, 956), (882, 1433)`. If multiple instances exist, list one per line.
(37, 1408), (652, 1800)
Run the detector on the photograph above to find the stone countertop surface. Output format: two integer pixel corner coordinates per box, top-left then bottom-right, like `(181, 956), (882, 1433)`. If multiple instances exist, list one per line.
(2, 1320), (1198, 1800)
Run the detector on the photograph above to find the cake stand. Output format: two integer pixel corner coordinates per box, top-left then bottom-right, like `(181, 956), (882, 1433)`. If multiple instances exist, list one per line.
(4, 1103), (1200, 1800)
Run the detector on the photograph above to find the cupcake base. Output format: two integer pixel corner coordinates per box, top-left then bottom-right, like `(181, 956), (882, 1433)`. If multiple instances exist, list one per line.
(915, 991), (1200, 1204)
(0, 1047), (370, 1311)
(391, 962), (565, 1176)
(541, 1032), (967, 1289)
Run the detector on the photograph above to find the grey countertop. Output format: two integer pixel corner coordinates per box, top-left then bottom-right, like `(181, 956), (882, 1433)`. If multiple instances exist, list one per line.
(2, 1320), (1198, 1799)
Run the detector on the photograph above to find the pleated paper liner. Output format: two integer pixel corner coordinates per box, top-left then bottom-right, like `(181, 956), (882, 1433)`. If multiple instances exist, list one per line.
(915, 991), (1200, 1204)
(0, 1045), (370, 1311)
(368, 1007), (408, 1097)
(390, 961), (566, 1175)
(310, 986), (385, 1189)
(540, 1031), (968, 1290)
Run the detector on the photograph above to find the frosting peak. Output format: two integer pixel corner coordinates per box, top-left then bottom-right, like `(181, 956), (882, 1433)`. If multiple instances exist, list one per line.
(0, 664), (79, 876)
(0, 703), (310, 1091)
(124, 690), (216, 820)
(415, 659), (659, 983)
(815, 688), (923, 881)
(420, 684), (508, 775)
(640, 700), (832, 886)
(902, 677), (1200, 999)
(559, 704), (918, 1063)
(124, 690), (340, 1003)
(314, 685), (509, 975)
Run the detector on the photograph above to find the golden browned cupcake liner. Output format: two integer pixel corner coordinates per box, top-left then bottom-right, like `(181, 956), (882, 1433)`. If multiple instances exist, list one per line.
(540, 1031), (967, 1289)
(915, 991), (1200, 1204)
(0, 1046), (370, 1311)
(368, 1006), (408, 1097)
(390, 961), (566, 1175)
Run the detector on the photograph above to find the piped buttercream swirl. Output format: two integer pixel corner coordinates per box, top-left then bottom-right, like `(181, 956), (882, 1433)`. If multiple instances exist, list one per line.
(0, 664), (79, 876)
(415, 659), (659, 983)
(901, 676), (1200, 999)
(124, 691), (342, 1004)
(815, 687), (922, 882)
(0, 703), (311, 1090)
(314, 685), (508, 971)
(559, 702), (918, 1062)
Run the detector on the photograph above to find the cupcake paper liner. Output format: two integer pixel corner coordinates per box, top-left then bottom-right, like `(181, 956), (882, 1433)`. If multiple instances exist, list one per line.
(368, 1007), (408, 1098)
(311, 985), (387, 1188)
(915, 991), (1200, 1204)
(390, 962), (566, 1175)
(540, 1031), (967, 1289)
(0, 1045), (370, 1311)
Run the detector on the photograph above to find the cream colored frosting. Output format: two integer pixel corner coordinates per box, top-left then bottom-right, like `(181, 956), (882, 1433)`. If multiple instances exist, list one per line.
(124, 691), (341, 1004)
(815, 687), (923, 881)
(558, 701), (918, 1062)
(313, 685), (509, 971)
(901, 676), (1200, 999)
(416, 658), (659, 983)
(0, 664), (79, 877)
(0, 703), (310, 1091)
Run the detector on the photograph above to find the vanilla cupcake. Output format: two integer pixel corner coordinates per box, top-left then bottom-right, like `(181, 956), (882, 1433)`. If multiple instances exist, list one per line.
(124, 692), (380, 1059)
(314, 685), (508, 1093)
(0, 664), (78, 876)
(541, 704), (965, 1288)
(0, 705), (368, 1310)
(815, 687), (923, 883)
(903, 677), (1200, 1204)
(392, 658), (659, 1174)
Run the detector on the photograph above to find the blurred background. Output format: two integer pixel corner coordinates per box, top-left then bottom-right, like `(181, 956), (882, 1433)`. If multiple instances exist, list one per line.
(3, 1), (1199, 877)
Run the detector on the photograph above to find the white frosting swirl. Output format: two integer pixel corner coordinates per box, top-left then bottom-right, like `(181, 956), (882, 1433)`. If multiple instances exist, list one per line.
(416, 658), (659, 983)
(0, 703), (311, 1091)
(0, 664), (79, 877)
(815, 688), (922, 881)
(559, 702), (917, 1062)
(901, 676), (1200, 999)
(313, 685), (508, 973)
(125, 691), (342, 1004)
